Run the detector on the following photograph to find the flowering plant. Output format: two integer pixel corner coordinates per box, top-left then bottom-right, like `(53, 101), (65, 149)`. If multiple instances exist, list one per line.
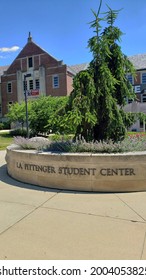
(13, 134), (146, 153)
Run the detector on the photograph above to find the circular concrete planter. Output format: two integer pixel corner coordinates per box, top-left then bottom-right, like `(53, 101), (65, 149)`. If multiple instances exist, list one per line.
(6, 145), (146, 192)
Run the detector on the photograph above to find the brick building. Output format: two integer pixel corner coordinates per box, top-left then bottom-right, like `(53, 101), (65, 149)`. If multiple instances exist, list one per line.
(1, 33), (146, 131)
(0, 33), (75, 118)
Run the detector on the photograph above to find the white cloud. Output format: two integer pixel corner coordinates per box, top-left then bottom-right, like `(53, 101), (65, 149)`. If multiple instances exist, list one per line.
(0, 46), (20, 53)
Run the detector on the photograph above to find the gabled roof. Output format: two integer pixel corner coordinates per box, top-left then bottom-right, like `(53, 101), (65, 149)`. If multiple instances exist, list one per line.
(0, 65), (9, 81)
(128, 53), (146, 70)
(16, 33), (46, 59)
(69, 63), (89, 74)
(5, 33), (61, 74)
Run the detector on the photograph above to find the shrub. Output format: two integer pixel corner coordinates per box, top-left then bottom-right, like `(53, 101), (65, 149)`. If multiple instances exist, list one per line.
(13, 136), (50, 150)
(48, 134), (74, 141)
(13, 134), (146, 153)
(10, 129), (34, 137)
(0, 123), (4, 130)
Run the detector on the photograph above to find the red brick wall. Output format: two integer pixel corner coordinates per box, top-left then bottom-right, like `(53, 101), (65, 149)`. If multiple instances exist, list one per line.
(134, 72), (141, 84)
(66, 73), (73, 95)
(21, 58), (27, 72)
(6, 60), (21, 74)
(40, 53), (59, 67)
(34, 56), (39, 70)
(1, 74), (18, 116)
(1, 41), (74, 116)
(46, 65), (67, 96)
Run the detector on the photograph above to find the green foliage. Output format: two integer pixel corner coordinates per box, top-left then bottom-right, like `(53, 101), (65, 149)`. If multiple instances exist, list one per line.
(0, 123), (4, 130)
(48, 134), (74, 141)
(5, 96), (69, 136)
(0, 132), (13, 150)
(6, 101), (32, 129)
(10, 128), (34, 137)
(29, 96), (68, 135)
(64, 71), (97, 140)
(64, 4), (136, 141)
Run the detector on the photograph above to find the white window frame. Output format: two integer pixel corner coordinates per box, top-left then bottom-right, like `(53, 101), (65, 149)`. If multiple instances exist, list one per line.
(141, 72), (146, 84)
(53, 75), (59, 88)
(29, 79), (33, 90)
(35, 79), (40, 89)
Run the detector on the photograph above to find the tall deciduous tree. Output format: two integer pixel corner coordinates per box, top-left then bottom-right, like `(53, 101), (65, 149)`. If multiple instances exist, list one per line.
(6, 101), (31, 130)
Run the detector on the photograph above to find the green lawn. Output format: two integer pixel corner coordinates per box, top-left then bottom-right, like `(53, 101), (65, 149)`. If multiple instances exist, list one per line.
(0, 132), (13, 150)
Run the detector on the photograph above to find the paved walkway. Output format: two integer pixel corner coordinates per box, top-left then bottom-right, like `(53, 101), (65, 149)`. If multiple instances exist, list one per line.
(0, 150), (146, 260)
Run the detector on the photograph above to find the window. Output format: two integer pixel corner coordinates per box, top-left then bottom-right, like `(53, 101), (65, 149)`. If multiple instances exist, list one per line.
(53, 75), (59, 88)
(29, 80), (33, 90)
(23, 80), (28, 91)
(0, 104), (1, 114)
(142, 93), (146, 102)
(35, 79), (40, 89)
(142, 73), (146, 84)
(8, 101), (13, 106)
(7, 82), (12, 93)
(128, 99), (133, 104)
(28, 57), (33, 68)
(127, 74), (133, 84)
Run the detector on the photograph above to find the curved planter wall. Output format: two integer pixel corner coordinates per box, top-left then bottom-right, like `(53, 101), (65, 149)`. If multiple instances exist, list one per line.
(6, 145), (146, 192)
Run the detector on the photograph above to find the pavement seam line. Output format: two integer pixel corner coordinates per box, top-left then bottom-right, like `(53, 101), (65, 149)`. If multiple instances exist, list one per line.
(0, 189), (62, 207)
(115, 194), (146, 222)
(0, 191), (62, 236)
(41, 206), (146, 224)
(140, 231), (146, 260)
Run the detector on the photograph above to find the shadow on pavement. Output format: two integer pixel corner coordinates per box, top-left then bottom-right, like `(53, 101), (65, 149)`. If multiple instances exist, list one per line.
(0, 164), (61, 193)
(0, 164), (108, 195)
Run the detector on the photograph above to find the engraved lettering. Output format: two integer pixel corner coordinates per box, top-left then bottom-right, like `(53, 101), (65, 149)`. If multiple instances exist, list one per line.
(16, 162), (23, 169)
(100, 168), (136, 176)
(58, 167), (96, 176)
(100, 169), (106, 176)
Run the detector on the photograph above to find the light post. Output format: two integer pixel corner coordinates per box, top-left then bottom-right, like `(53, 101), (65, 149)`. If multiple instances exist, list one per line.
(24, 73), (31, 138)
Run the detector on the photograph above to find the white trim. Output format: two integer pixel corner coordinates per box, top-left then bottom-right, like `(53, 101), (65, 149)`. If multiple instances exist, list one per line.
(52, 74), (59, 88)
(141, 71), (146, 84)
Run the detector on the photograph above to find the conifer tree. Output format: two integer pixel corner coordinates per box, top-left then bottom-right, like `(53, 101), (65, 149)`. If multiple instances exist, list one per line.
(65, 1), (136, 141)
(88, 3), (135, 141)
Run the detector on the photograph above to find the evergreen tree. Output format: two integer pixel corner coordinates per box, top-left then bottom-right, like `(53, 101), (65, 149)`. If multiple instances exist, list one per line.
(65, 2), (136, 141)
(64, 70), (97, 140)
(88, 4), (136, 141)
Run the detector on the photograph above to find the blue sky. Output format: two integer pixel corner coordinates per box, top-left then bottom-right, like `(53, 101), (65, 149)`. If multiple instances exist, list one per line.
(0, 0), (146, 66)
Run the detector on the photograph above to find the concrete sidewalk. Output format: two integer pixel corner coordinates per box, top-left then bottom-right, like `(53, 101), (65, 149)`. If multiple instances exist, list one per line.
(0, 150), (146, 260)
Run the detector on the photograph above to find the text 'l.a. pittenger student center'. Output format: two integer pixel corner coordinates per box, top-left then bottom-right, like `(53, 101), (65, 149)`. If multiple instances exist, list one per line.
(1, 32), (146, 131)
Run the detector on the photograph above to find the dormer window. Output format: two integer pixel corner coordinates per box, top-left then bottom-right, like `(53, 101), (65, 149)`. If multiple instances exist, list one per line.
(28, 57), (33, 68)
